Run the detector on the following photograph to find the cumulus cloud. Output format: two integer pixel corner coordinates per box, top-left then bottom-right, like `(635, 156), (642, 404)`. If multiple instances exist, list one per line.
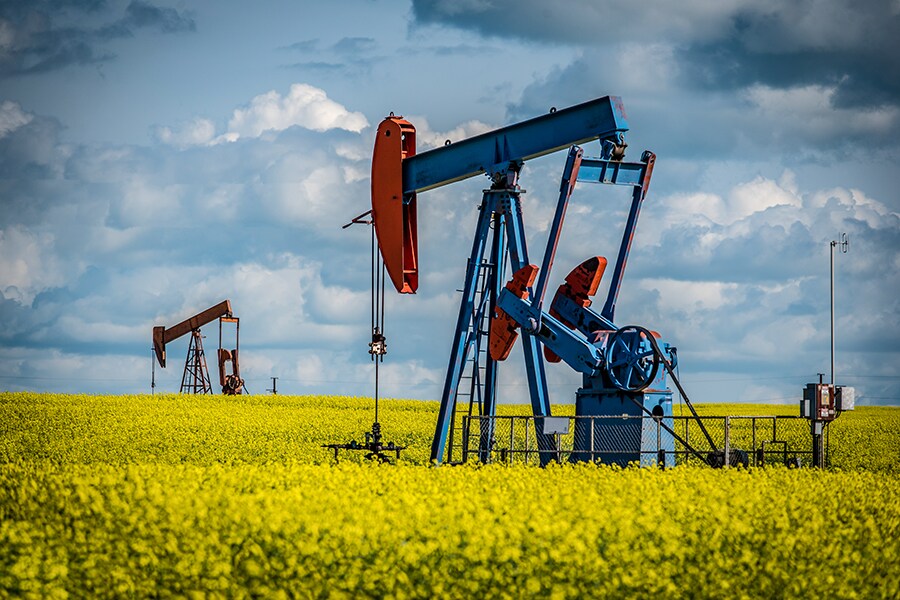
(631, 172), (899, 284)
(618, 176), (898, 400)
(106, 176), (184, 228)
(1, 80), (897, 404)
(0, 226), (70, 304)
(500, 158), (899, 404)
(286, 350), (441, 398)
(225, 84), (369, 139)
(403, 115), (496, 150)
(0, 93), (386, 395)
(156, 84), (370, 147)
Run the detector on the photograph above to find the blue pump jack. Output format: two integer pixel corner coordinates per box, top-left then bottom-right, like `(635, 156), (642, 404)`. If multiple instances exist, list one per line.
(368, 96), (719, 466)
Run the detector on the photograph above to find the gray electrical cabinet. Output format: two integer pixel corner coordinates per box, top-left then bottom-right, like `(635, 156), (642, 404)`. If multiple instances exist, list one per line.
(836, 386), (855, 411)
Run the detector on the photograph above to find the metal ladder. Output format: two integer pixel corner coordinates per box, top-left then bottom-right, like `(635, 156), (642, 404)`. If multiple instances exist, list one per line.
(446, 258), (495, 463)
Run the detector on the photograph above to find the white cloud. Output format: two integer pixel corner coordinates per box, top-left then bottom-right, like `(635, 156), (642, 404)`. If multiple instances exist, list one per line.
(726, 175), (803, 222)
(639, 279), (738, 311)
(290, 351), (441, 398)
(269, 160), (349, 225)
(55, 315), (145, 343)
(808, 187), (898, 229)
(0, 347), (150, 394)
(225, 83), (369, 140)
(156, 83), (369, 148)
(745, 84), (900, 143)
(159, 255), (365, 348)
(614, 43), (678, 91)
(108, 177), (183, 228)
(406, 115), (496, 150)
(0, 100), (32, 138)
(1, 90), (897, 405)
(155, 117), (216, 148)
(641, 170), (900, 249)
(0, 226), (71, 304)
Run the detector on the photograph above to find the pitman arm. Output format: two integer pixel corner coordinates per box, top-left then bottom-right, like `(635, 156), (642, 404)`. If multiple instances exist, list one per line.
(495, 282), (605, 376)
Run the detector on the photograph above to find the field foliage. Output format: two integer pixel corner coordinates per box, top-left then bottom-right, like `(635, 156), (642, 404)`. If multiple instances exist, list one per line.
(2, 392), (899, 598)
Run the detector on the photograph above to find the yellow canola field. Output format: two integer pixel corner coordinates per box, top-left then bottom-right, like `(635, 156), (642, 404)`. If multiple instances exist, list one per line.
(1, 392), (899, 598)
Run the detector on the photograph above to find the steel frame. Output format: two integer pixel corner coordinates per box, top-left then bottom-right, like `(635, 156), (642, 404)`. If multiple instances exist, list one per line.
(433, 145), (658, 464)
(431, 176), (556, 464)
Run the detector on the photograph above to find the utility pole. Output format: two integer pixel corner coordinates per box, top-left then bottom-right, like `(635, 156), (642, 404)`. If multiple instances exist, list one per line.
(830, 233), (849, 385)
(266, 377), (278, 395)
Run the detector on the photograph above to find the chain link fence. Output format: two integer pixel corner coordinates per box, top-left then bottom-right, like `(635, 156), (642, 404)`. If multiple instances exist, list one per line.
(462, 415), (824, 467)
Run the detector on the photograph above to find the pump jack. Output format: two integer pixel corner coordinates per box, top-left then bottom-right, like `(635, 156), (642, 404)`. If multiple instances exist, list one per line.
(152, 300), (244, 395)
(370, 96), (723, 466)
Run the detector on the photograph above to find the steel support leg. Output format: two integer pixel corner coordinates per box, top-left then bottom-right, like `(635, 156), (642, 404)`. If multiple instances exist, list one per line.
(431, 194), (498, 464)
(502, 193), (556, 465)
(601, 152), (654, 322)
(432, 185), (558, 465)
(479, 210), (506, 462)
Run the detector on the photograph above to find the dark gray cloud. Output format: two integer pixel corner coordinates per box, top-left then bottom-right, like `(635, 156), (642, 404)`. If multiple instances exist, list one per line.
(332, 36), (376, 55)
(412, 0), (900, 110)
(119, 0), (194, 33)
(0, 0), (195, 76)
(678, 5), (900, 110)
(502, 55), (900, 165)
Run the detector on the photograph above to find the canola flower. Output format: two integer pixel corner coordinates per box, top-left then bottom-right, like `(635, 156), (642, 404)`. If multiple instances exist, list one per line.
(1, 392), (899, 598)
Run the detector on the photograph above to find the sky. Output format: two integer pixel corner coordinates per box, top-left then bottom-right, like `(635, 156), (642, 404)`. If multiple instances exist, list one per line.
(0, 0), (898, 407)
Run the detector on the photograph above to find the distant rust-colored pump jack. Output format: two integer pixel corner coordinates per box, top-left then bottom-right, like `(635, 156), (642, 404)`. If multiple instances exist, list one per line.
(152, 300), (244, 395)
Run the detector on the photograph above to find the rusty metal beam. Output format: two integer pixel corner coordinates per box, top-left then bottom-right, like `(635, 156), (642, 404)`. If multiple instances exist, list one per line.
(153, 300), (233, 368)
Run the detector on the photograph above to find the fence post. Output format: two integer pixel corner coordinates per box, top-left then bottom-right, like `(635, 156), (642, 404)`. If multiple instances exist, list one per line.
(462, 416), (469, 463)
(524, 417), (530, 464)
(509, 417), (515, 464)
(751, 417), (757, 467)
(656, 418), (665, 468)
(724, 416), (731, 469)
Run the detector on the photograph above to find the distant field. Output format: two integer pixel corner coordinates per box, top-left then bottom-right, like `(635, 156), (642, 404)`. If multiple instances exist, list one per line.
(2, 392), (896, 470)
(2, 392), (899, 598)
